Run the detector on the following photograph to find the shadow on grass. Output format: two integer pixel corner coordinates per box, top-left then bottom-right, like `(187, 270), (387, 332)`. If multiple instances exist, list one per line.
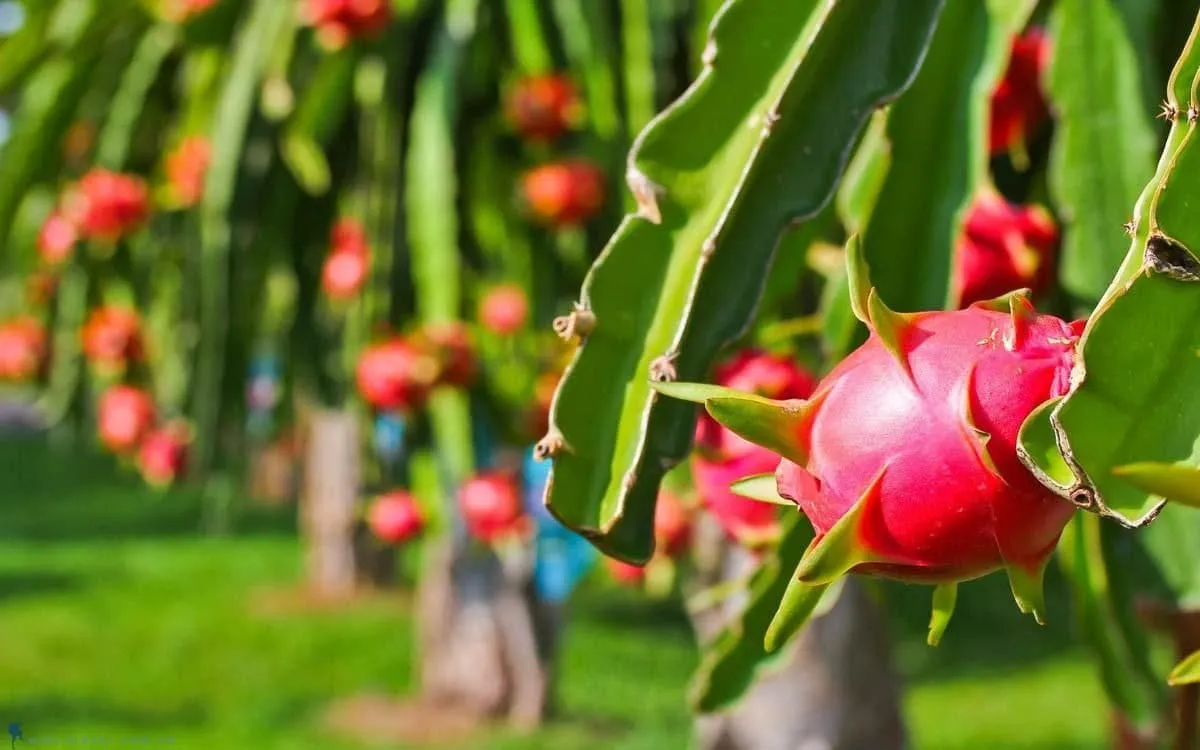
(0, 569), (84, 603)
(0, 435), (297, 542)
(0, 696), (206, 732)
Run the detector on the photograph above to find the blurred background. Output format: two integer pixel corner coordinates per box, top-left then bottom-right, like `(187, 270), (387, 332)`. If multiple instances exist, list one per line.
(0, 0), (1196, 748)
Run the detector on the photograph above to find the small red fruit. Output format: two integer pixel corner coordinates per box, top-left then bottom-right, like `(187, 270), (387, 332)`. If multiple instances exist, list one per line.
(138, 423), (190, 487)
(692, 349), (817, 546)
(0, 318), (46, 382)
(414, 321), (477, 388)
(321, 218), (370, 301)
(355, 338), (439, 412)
(990, 28), (1050, 157)
(478, 284), (529, 335)
(81, 307), (144, 371)
(367, 490), (425, 544)
(166, 136), (212, 208)
(304, 0), (391, 50)
(521, 160), (606, 227)
(63, 169), (151, 242)
(505, 75), (583, 143)
(38, 211), (78, 266)
(97, 385), (156, 454)
(953, 189), (1058, 308)
(654, 490), (692, 559)
(458, 472), (525, 543)
(607, 558), (647, 586)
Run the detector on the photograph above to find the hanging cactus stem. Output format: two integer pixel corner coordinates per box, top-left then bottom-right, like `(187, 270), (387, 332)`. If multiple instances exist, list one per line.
(927, 582), (958, 647)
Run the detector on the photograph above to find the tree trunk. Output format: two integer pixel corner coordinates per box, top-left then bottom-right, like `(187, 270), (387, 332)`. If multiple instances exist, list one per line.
(300, 408), (361, 598)
(690, 515), (908, 750)
(415, 538), (554, 729)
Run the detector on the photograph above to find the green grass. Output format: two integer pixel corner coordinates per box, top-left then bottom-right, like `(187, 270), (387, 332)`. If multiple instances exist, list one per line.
(0, 435), (1113, 748)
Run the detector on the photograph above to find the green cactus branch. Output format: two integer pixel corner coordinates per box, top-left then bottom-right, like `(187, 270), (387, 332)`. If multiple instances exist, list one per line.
(542, 0), (944, 563)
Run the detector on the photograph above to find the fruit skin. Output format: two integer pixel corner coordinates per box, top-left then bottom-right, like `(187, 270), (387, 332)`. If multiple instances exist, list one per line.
(304, 0), (391, 49)
(81, 307), (144, 372)
(37, 211), (78, 266)
(692, 349), (817, 545)
(953, 189), (1058, 308)
(0, 318), (47, 382)
(413, 321), (477, 388)
(775, 301), (1079, 584)
(505, 75), (582, 143)
(355, 338), (439, 412)
(478, 284), (529, 335)
(990, 28), (1049, 156)
(654, 490), (692, 559)
(63, 169), (150, 242)
(97, 385), (156, 454)
(166, 136), (212, 208)
(367, 490), (425, 544)
(458, 472), (526, 543)
(521, 160), (606, 227)
(137, 423), (190, 487)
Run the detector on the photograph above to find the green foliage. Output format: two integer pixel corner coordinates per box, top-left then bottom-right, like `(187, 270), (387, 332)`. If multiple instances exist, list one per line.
(544, 0), (944, 563)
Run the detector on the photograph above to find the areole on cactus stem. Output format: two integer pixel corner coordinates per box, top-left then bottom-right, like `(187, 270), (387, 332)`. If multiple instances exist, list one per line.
(655, 235), (1083, 650)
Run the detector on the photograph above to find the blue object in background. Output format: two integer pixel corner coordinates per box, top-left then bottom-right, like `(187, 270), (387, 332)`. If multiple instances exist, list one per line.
(373, 412), (406, 462)
(523, 447), (596, 603)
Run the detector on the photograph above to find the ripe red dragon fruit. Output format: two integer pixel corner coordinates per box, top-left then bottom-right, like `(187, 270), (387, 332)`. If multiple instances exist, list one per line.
(63, 169), (151, 242)
(81, 306), (144, 372)
(692, 348), (817, 547)
(321, 219), (370, 301)
(478, 284), (529, 335)
(654, 490), (692, 559)
(990, 28), (1049, 157)
(658, 242), (1083, 643)
(355, 338), (439, 412)
(953, 189), (1058, 308)
(413, 321), (477, 388)
(505, 74), (583, 143)
(38, 211), (78, 267)
(458, 472), (527, 543)
(137, 423), (191, 487)
(166, 136), (212, 208)
(305, 0), (391, 50)
(521, 160), (606, 227)
(0, 317), (46, 382)
(97, 385), (156, 454)
(367, 490), (425, 544)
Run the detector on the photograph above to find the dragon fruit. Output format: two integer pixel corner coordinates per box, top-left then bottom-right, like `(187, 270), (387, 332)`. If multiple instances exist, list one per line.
(657, 239), (1081, 644)
(691, 349), (816, 546)
(990, 28), (1049, 158)
(953, 189), (1058, 308)
(367, 490), (424, 544)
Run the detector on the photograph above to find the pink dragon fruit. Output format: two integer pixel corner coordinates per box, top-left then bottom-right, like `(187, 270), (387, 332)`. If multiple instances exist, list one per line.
(658, 239), (1082, 644)
(692, 349), (816, 546)
(953, 188), (1058, 308)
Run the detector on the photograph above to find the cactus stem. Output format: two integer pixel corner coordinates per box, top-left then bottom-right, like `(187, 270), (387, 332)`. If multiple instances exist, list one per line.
(649, 351), (680, 382)
(534, 428), (570, 460)
(1122, 219), (1136, 236)
(794, 465), (890, 585)
(552, 301), (596, 341)
(626, 166), (663, 224)
(700, 237), (717, 259)
(701, 38), (717, 67)
(927, 582), (958, 647)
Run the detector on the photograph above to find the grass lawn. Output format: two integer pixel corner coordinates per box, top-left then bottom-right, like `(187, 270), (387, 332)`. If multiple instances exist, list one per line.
(0, 435), (1113, 748)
